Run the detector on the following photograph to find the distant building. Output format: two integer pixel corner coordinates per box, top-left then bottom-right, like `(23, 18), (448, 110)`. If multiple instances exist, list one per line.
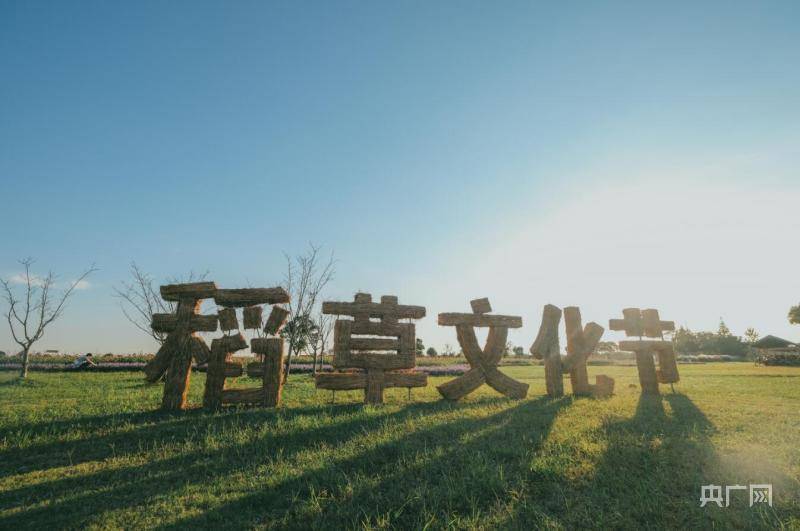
(45, 349), (60, 355)
(752, 335), (797, 350)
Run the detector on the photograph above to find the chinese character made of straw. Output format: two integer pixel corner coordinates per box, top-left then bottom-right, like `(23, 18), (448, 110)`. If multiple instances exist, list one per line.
(530, 304), (614, 398)
(203, 288), (290, 409)
(436, 298), (529, 400)
(315, 293), (427, 404)
(144, 282), (219, 411)
(609, 307), (680, 394)
(145, 283), (290, 411)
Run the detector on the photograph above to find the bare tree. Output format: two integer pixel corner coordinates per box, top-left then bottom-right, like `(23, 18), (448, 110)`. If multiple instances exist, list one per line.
(1, 258), (97, 378)
(282, 244), (335, 379)
(309, 310), (334, 375)
(112, 262), (208, 344)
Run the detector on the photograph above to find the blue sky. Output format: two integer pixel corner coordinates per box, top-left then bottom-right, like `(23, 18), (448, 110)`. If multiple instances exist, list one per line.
(1, 1), (799, 354)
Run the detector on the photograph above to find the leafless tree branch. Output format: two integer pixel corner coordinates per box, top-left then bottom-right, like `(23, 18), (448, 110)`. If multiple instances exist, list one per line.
(310, 310), (334, 374)
(282, 243), (335, 378)
(112, 262), (208, 344)
(1, 258), (97, 378)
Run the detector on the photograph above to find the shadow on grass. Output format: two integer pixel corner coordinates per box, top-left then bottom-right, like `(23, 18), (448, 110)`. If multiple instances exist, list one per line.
(574, 393), (717, 528)
(499, 392), (790, 528)
(0, 398), (523, 528)
(0, 400), (396, 479)
(10, 390), (786, 528)
(158, 396), (572, 529)
(0, 396), (570, 529)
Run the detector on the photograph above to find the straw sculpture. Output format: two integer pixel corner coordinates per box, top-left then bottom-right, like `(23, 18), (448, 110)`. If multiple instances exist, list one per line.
(315, 293), (427, 404)
(437, 298), (528, 400)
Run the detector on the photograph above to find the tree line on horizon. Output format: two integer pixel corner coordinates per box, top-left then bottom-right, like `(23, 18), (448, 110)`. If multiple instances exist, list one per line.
(2, 251), (800, 377)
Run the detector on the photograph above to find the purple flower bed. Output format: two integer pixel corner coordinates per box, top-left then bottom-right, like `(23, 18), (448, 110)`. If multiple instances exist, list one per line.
(0, 362), (470, 375)
(288, 363), (468, 376)
(418, 364), (469, 376)
(0, 362), (148, 372)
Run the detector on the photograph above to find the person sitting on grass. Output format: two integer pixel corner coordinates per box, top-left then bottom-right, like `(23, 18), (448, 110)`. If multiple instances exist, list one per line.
(71, 353), (96, 370)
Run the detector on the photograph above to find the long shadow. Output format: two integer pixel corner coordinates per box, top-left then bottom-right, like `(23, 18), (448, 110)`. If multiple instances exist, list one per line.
(500, 392), (726, 528)
(589, 393), (716, 525)
(159, 396), (572, 529)
(0, 402), (381, 479)
(0, 399), (495, 528)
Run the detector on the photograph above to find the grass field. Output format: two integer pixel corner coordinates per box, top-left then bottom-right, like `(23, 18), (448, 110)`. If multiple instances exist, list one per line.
(1, 363), (798, 529)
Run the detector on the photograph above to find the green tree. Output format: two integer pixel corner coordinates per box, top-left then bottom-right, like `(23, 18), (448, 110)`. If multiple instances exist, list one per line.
(281, 243), (335, 379)
(513, 346), (524, 356)
(672, 325), (746, 357)
(789, 304), (800, 325)
(715, 319), (746, 356)
(280, 314), (318, 357)
(715, 334), (747, 357)
(673, 326), (700, 354)
(415, 338), (424, 357)
(744, 327), (759, 344)
(502, 342), (513, 357)
(426, 347), (438, 357)
(596, 341), (618, 353)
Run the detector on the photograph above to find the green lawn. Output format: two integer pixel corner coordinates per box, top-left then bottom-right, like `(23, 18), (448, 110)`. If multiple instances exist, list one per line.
(1, 363), (798, 529)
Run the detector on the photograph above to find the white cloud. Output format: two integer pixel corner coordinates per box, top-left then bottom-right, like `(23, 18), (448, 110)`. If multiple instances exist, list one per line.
(6, 274), (91, 291)
(71, 280), (91, 290)
(8, 273), (45, 287)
